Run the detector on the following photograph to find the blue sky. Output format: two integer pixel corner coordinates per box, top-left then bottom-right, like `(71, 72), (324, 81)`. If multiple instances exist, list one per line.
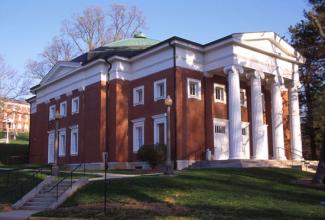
(0, 0), (309, 74)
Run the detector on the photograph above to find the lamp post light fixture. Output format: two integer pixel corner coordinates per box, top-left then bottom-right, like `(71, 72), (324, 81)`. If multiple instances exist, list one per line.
(164, 95), (174, 175)
(52, 109), (61, 176)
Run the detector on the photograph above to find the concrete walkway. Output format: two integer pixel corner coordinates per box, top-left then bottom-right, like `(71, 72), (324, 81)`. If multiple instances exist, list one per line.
(0, 210), (38, 220)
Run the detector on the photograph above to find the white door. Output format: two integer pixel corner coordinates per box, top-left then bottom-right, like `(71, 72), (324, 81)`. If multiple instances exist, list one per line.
(241, 122), (250, 159)
(48, 132), (55, 164)
(213, 119), (229, 160)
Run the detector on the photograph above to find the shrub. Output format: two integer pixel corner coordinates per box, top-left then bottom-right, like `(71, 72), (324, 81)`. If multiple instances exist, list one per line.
(137, 144), (166, 168)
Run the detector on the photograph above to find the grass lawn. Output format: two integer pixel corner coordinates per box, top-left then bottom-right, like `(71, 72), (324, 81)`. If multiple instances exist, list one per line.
(35, 168), (325, 220)
(0, 133), (29, 165)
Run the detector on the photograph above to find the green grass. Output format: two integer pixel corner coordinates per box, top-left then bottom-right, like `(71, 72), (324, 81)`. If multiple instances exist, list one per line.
(35, 168), (325, 220)
(0, 133), (29, 165)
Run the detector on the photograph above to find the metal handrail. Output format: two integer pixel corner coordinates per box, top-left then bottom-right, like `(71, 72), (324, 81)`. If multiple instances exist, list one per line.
(186, 148), (207, 168)
(0, 167), (44, 202)
(43, 163), (85, 200)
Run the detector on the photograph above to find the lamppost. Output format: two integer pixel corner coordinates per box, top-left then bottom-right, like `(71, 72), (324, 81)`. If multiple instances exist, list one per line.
(52, 110), (61, 176)
(4, 118), (12, 144)
(164, 95), (174, 175)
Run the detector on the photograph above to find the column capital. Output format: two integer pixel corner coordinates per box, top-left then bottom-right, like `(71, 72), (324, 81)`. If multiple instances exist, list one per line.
(245, 70), (265, 80)
(223, 65), (244, 75)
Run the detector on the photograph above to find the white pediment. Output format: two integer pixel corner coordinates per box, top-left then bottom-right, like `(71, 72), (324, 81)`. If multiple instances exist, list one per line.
(40, 61), (81, 86)
(233, 32), (304, 64)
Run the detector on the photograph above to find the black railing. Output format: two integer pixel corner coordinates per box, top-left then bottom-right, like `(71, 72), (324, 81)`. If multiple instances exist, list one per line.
(0, 167), (45, 203)
(186, 148), (207, 168)
(43, 163), (85, 200)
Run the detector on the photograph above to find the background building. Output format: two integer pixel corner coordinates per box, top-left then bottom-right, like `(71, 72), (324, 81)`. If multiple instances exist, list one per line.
(0, 98), (30, 133)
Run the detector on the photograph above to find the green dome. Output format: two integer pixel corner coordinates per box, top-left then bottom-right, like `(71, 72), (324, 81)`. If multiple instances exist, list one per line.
(105, 33), (160, 49)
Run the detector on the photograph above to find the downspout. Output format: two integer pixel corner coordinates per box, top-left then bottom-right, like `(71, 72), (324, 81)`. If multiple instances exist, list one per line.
(169, 40), (177, 169)
(104, 59), (112, 161)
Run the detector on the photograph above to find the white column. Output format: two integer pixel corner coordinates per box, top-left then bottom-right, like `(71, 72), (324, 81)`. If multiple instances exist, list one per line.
(249, 71), (268, 159)
(224, 65), (245, 159)
(271, 77), (286, 160)
(289, 83), (303, 160)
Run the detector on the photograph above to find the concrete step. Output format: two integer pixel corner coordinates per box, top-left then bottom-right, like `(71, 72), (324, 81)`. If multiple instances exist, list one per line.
(21, 205), (49, 211)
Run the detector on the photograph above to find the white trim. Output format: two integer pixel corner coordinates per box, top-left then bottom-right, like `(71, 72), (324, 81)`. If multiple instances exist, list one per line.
(132, 120), (145, 153)
(70, 127), (79, 156)
(60, 101), (67, 117)
(49, 105), (56, 121)
(133, 86), (144, 106)
(69, 124), (79, 129)
(153, 78), (167, 101)
(153, 114), (167, 145)
(58, 130), (66, 157)
(71, 97), (79, 114)
(151, 113), (167, 119)
(214, 83), (227, 104)
(131, 117), (145, 123)
(187, 78), (202, 100)
(240, 89), (247, 107)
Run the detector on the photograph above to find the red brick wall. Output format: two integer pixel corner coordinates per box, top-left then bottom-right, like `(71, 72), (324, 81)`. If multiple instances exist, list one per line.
(175, 67), (206, 160)
(282, 91), (291, 159)
(29, 81), (106, 164)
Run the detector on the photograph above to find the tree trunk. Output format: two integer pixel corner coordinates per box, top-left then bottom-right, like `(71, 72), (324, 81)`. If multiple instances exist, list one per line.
(312, 130), (325, 184)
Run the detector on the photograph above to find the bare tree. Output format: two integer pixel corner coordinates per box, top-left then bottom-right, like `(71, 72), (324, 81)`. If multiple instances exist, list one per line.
(26, 4), (146, 81)
(107, 4), (146, 42)
(26, 35), (75, 80)
(62, 6), (108, 53)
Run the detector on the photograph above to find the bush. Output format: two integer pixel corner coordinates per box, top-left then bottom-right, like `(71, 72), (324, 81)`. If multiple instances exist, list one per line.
(137, 144), (166, 168)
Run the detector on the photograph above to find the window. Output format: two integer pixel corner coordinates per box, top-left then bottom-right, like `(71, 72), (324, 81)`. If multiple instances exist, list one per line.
(49, 105), (56, 120)
(71, 97), (79, 114)
(18, 114), (22, 121)
(154, 79), (166, 101)
(187, 78), (201, 99)
(70, 127), (78, 156)
(58, 130), (66, 157)
(152, 114), (167, 144)
(215, 125), (226, 134)
(132, 118), (145, 152)
(18, 123), (22, 129)
(133, 86), (144, 106)
(60, 101), (67, 117)
(240, 89), (247, 107)
(242, 128), (247, 136)
(214, 84), (226, 103)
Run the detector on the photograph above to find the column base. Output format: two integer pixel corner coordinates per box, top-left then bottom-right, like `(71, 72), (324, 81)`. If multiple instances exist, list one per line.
(272, 156), (287, 161)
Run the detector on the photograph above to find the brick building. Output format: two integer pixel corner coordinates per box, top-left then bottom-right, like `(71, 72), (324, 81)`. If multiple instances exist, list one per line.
(0, 98), (30, 133)
(28, 32), (304, 169)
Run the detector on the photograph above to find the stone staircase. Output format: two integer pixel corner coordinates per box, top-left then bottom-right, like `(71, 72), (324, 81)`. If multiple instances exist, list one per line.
(13, 176), (88, 212)
(188, 159), (318, 172)
(20, 179), (74, 211)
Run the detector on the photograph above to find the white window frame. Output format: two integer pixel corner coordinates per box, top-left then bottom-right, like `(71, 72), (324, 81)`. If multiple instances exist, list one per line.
(154, 79), (167, 101)
(60, 101), (67, 117)
(71, 97), (79, 114)
(133, 86), (144, 106)
(70, 125), (79, 156)
(240, 89), (247, 107)
(152, 113), (167, 145)
(131, 118), (145, 152)
(187, 78), (201, 100)
(49, 105), (56, 121)
(214, 83), (227, 103)
(58, 129), (66, 157)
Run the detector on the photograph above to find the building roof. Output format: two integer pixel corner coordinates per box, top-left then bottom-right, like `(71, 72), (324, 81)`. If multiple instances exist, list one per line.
(72, 33), (160, 65)
(104, 32), (160, 48)
(0, 97), (29, 105)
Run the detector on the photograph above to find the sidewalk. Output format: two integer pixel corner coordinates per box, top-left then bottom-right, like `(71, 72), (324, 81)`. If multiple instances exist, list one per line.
(0, 210), (38, 220)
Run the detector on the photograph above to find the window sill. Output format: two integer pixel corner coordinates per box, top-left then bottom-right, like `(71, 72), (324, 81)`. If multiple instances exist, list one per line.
(154, 97), (165, 101)
(133, 103), (144, 106)
(188, 96), (201, 100)
(71, 154), (78, 156)
(214, 100), (227, 104)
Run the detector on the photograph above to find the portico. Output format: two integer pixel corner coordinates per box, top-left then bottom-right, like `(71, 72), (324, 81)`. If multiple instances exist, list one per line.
(203, 32), (304, 161)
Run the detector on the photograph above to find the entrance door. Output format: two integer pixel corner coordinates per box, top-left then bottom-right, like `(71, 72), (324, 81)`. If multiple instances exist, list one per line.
(48, 132), (55, 164)
(213, 119), (229, 160)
